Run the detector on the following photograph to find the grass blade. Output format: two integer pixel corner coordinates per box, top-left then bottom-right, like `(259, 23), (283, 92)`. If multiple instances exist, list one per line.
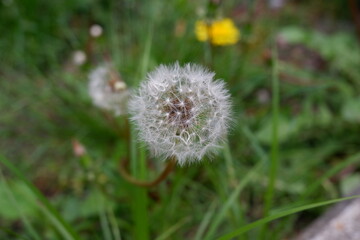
(98, 192), (113, 240)
(217, 195), (360, 240)
(204, 161), (263, 240)
(0, 154), (80, 240)
(304, 152), (360, 198)
(0, 226), (31, 240)
(260, 46), (280, 239)
(0, 169), (41, 240)
(107, 205), (122, 240)
(263, 45), (280, 216)
(155, 217), (190, 240)
(194, 200), (217, 240)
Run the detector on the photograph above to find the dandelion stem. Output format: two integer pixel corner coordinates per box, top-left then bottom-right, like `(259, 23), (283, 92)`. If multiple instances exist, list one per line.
(119, 157), (176, 188)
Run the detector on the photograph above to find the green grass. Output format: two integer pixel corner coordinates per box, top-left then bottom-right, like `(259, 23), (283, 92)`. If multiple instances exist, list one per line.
(218, 194), (360, 240)
(1, 0), (360, 239)
(260, 45), (280, 238)
(0, 155), (80, 240)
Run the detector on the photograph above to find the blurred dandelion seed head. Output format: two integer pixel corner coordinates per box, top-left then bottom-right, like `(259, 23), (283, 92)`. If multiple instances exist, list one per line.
(195, 18), (240, 46)
(72, 50), (87, 66)
(129, 63), (232, 165)
(89, 24), (103, 38)
(88, 65), (129, 116)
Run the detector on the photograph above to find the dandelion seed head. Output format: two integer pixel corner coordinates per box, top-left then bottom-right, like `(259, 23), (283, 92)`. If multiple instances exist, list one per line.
(89, 24), (103, 38)
(129, 63), (232, 165)
(73, 50), (87, 66)
(88, 65), (129, 116)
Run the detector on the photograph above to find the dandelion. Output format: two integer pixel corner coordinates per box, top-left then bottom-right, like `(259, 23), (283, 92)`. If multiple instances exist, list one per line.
(129, 63), (232, 165)
(89, 24), (103, 38)
(88, 65), (129, 116)
(72, 50), (87, 66)
(195, 18), (240, 46)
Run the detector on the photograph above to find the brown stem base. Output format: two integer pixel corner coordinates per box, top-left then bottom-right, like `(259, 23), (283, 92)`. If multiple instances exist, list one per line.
(349, 0), (360, 42)
(119, 158), (176, 188)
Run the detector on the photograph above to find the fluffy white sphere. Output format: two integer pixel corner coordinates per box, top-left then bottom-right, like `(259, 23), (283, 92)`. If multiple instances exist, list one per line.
(129, 63), (232, 165)
(88, 65), (129, 116)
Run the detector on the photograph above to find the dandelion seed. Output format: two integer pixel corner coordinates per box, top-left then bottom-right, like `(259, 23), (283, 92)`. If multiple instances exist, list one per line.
(88, 65), (129, 116)
(129, 63), (232, 165)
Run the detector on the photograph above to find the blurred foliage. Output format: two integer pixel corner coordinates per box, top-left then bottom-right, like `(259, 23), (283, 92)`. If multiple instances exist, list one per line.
(1, 0), (360, 239)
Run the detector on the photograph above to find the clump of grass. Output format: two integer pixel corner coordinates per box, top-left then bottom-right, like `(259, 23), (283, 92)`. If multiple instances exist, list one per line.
(1, 1), (360, 239)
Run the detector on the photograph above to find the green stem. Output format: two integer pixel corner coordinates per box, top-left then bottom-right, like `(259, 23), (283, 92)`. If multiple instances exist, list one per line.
(261, 46), (279, 238)
(130, 127), (150, 240)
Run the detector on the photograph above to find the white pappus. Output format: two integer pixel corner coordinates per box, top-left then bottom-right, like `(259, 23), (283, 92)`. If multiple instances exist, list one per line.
(129, 63), (232, 165)
(88, 65), (129, 116)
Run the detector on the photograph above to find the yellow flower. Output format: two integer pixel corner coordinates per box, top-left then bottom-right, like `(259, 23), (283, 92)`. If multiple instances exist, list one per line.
(195, 18), (240, 46)
(195, 21), (209, 42)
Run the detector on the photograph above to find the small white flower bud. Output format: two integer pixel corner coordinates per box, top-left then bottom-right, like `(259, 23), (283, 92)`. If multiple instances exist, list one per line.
(129, 63), (232, 165)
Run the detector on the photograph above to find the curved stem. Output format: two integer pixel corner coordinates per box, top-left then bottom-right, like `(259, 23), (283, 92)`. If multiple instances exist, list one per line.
(119, 157), (176, 187)
(349, 0), (360, 42)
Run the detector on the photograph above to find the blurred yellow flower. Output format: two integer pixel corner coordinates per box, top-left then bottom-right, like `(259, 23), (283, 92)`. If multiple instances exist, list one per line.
(195, 18), (240, 46)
